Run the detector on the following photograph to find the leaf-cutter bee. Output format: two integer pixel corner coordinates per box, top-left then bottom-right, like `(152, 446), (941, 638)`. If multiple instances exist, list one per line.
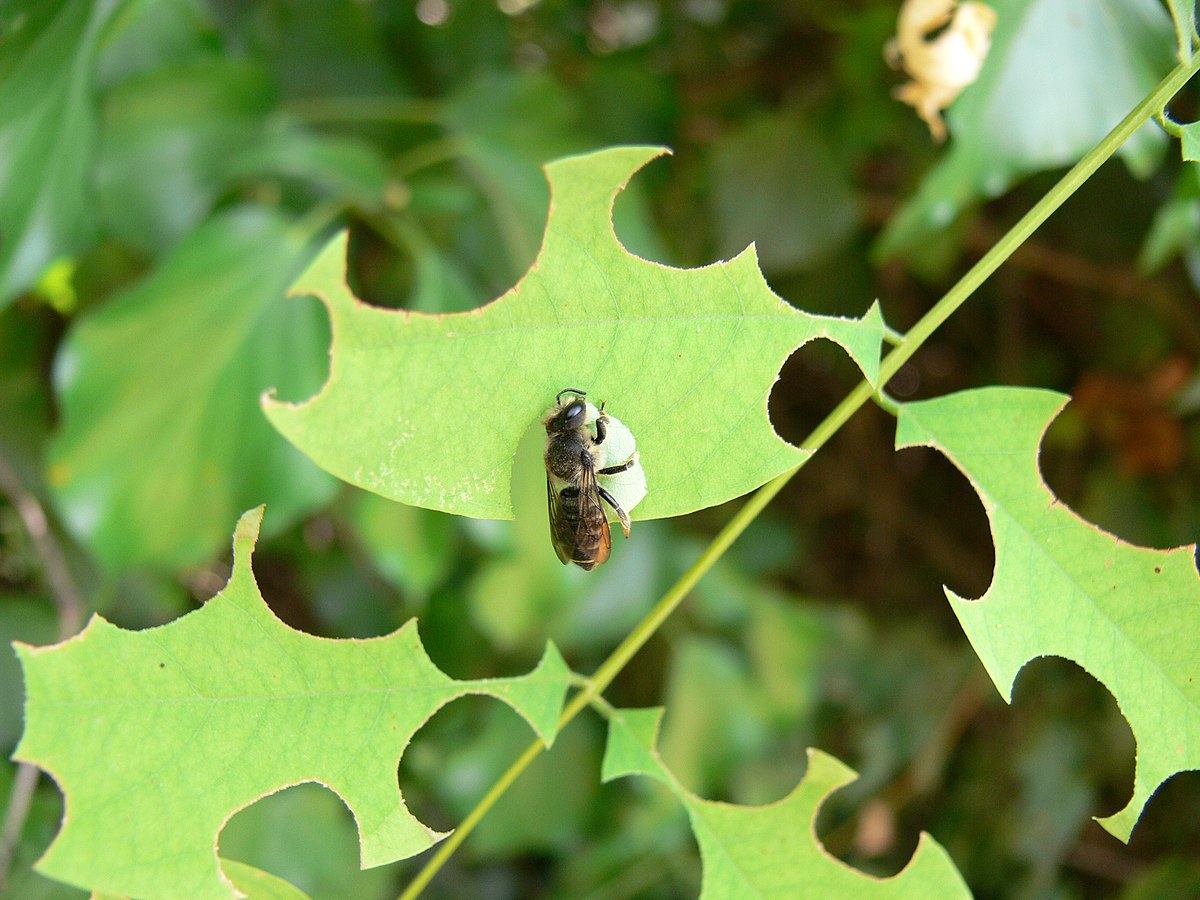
(543, 388), (638, 571)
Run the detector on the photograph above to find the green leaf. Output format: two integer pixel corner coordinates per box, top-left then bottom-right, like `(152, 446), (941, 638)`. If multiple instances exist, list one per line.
(95, 58), (390, 254)
(47, 206), (337, 571)
(709, 111), (860, 273)
(344, 491), (458, 603)
(220, 783), (393, 899)
(95, 58), (278, 252)
(1164, 0), (1198, 60)
(657, 637), (769, 797)
(443, 71), (596, 283)
(264, 146), (885, 521)
(1138, 163), (1200, 273)
(14, 507), (571, 899)
(224, 127), (390, 212)
(1179, 122), (1200, 162)
(895, 387), (1200, 841)
(0, 598), (58, 748)
(602, 708), (970, 898)
(412, 703), (600, 859)
(93, 0), (218, 88)
(221, 859), (311, 900)
(877, 0), (1174, 260)
(0, 0), (118, 304)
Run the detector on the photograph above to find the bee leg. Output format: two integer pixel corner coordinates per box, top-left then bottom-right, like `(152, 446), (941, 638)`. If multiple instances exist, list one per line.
(597, 486), (632, 538)
(599, 451), (638, 476)
(594, 405), (609, 445)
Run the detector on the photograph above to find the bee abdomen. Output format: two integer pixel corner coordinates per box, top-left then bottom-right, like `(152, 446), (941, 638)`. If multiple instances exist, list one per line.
(554, 487), (606, 568)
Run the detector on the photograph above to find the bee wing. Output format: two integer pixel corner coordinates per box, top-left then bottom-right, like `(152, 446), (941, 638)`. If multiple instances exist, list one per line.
(577, 462), (612, 566)
(547, 478), (574, 565)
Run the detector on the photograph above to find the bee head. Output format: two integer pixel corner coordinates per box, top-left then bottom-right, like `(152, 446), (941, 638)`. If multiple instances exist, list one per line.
(546, 389), (588, 433)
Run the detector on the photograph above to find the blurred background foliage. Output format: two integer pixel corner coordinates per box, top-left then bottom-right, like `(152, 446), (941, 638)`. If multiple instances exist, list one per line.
(1, 0), (1199, 897)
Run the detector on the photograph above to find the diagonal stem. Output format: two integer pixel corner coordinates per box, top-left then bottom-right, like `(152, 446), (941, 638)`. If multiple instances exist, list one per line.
(399, 50), (1200, 900)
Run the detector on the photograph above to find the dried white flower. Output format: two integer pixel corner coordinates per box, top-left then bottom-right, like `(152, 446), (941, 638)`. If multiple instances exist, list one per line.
(886, 0), (998, 143)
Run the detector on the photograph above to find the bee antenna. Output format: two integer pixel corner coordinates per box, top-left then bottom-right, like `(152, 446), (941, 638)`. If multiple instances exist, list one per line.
(557, 387), (587, 404)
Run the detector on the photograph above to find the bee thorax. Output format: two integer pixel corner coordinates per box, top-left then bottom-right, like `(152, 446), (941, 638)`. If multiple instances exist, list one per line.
(545, 433), (594, 480)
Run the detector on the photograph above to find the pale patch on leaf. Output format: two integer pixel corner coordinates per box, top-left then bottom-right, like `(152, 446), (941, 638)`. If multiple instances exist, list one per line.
(14, 507), (571, 900)
(264, 146), (885, 522)
(896, 387), (1200, 841)
(886, 0), (998, 142)
(602, 707), (970, 897)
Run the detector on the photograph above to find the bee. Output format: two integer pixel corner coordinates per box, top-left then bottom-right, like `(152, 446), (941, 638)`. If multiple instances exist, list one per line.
(544, 388), (638, 571)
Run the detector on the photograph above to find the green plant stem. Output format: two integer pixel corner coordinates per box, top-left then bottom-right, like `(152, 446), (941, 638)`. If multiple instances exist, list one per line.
(394, 136), (468, 178)
(400, 51), (1200, 900)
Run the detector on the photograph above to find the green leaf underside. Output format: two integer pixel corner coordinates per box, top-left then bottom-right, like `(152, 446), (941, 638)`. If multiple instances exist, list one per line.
(602, 708), (970, 898)
(895, 387), (1200, 841)
(264, 146), (884, 520)
(14, 507), (570, 900)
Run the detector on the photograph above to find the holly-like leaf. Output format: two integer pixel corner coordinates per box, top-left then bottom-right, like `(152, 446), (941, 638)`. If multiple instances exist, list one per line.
(47, 205), (336, 571)
(264, 146), (885, 521)
(895, 387), (1200, 841)
(0, 0), (118, 304)
(602, 707), (970, 898)
(14, 507), (571, 899)
(877, 0), (1175, 260)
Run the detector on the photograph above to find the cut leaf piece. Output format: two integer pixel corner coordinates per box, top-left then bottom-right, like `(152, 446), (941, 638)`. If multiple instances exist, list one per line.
(265, 146), (885, 521)
(47, 205), (336, 571)
(895, 387), (1200, 841)
(602, 707), (970, 897)
(14, 507), (571, 900)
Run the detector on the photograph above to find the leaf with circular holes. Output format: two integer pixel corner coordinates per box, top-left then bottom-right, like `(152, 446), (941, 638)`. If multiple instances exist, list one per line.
(15, 507), (570, 899)
(264, 146), (884, 521)
(602, 707), (970, 897)
(896, 387), (1200, 841)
